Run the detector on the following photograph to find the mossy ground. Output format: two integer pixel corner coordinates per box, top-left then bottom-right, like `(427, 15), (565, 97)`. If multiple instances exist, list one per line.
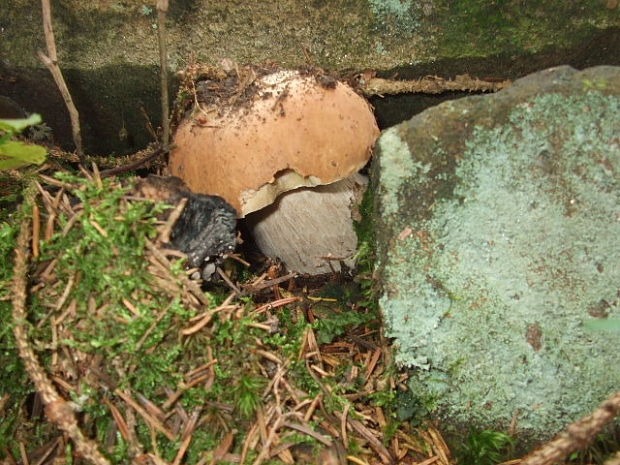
(435, 0), (618, 58)
(1, 162), (618, 463)
(0, 168), (446, 465)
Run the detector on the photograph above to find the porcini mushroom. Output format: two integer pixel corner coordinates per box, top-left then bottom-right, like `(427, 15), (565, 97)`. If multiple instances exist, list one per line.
(169, 68), (379, 274)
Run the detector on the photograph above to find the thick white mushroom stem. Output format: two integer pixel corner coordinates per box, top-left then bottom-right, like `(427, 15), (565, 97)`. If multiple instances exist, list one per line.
(245, 173), (367, 275)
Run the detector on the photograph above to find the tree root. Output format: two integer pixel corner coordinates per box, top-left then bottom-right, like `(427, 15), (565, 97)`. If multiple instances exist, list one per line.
(11, 185), (110, 465)
(520, 391), (620, 465)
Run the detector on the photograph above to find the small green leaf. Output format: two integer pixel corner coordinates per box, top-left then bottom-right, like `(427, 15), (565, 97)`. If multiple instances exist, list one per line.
(0, 114), (42, 133)
(0, 157), (29, 170)
(0, 140), (47, 166)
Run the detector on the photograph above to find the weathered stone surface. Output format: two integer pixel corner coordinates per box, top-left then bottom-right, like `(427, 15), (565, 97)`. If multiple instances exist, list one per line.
(1, 1), (619, 154)
(372, 66), (620, 441)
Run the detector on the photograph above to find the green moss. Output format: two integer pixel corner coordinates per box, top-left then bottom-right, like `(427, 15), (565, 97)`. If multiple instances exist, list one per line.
(1, 169), (403, 461)
(456, 430), (515, 465)
(313, 306), (375, 344)
(435, 0), (619, 58)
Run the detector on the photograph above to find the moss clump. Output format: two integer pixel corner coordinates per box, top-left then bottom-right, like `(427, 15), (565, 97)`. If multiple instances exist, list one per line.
(3, 169), (413, 464)
(435, 0), (618, 58)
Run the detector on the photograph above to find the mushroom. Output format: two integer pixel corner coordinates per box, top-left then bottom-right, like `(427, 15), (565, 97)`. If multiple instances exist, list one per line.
(169, 68), (379, 274)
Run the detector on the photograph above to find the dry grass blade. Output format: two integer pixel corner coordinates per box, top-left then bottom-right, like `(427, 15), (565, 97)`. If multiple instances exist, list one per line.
(161, 371), (214, 411)
(302, 393), (322, 422)
(172, 409), (200, 465)
(19, 442), (29, 465)
(239, 422), (259, 465)
(135, 303), (172, 350)
(38, 174), (74, 189)
(216, 265), (242, 295)
(32, 437), (63, 465)
(282, 421), (332, 446)
(427, 426), (452, 465)
(251, 412), (299, 465)
(254, 296), (302, 314)
(104, 398), (132, 442)
(208, 430), (236, 465)
(145, 239), (211, 306)
(364, 347), (382, 382)
(31, 202), (40, 258)
(136, 392), (166, 422)
(334, 411), (394, 464)
(145, 453), (169, 465)
(0, 394), (9, 416)
(341, 402), (350, 449)
(346, 456), (370, 465)
(241, 272), (297, 295)
(417, 456), (440, 465)
(182, 304), (236, 335)
(254, 349), (282, 365)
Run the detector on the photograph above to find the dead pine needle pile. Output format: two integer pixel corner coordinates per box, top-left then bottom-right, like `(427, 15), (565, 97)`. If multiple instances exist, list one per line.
(3, 171), (450, 465)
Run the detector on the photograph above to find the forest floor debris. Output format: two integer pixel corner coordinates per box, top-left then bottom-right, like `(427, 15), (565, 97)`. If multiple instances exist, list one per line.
(1, 169), (618, 465)
(2, 170), (452, 465)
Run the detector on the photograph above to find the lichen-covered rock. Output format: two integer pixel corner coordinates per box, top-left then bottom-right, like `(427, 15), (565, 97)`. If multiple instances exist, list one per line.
(372, 66), (620, 442)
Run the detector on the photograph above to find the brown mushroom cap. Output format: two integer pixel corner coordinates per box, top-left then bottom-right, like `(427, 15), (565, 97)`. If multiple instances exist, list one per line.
(169, 70), (379, 217)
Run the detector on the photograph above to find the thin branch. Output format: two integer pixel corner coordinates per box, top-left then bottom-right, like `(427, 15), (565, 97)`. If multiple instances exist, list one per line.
(40, 0), (57, 61)
(99, 146), (166, 178)
(359, 73), (511, 97)
(157, 0), (170, 149)
(12, 186), (109, 465)
(521, 391), (620, 465)
(39, 0), (84, 161)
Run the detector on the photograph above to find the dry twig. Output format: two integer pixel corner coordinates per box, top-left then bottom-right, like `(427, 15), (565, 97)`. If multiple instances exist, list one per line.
(39, 0), (83, 160)
(12, 186), (109, 465)
(360, 73), (511, 97)
(521, 391), (620, 465)
(156, 0), (170, 148)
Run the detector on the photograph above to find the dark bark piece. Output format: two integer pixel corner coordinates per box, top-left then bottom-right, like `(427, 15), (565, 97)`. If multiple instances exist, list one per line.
(135, 175), (237, 278)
